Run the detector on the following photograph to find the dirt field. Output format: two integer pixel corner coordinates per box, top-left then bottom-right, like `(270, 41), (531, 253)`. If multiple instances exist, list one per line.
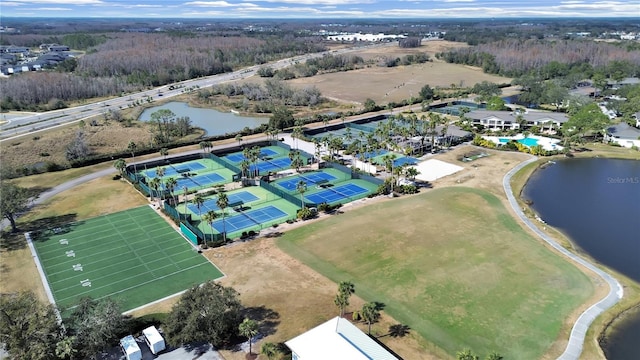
(287, 41), (511, 106)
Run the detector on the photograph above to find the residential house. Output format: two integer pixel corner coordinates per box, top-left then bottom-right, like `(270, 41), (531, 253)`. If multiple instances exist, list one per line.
(286, 316), (400, 360)
(48, 45), (70, 52)
(607, 77), (640, 90)
(605, 122), (640, 148)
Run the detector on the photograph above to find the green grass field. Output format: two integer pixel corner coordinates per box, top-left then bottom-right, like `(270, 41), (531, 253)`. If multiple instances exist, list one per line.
(32, 206), (223, 312)
(277, 187), (594, 360)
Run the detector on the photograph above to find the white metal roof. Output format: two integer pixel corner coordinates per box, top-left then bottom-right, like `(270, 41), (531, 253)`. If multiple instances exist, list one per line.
(285, 316), (399, 360)
(142, 326), (164, 344)
(120, 335), (141, 356)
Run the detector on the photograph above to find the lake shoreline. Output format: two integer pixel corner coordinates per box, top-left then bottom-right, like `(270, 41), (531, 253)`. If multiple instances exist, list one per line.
(512, 145), (640, 359)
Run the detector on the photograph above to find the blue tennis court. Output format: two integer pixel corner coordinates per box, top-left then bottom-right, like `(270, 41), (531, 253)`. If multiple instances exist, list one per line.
(165, 172), (225, 190)
(210, 205), (288, 233)
(364, 149), (388, 159)
(394, 156), (418, 167)
(276, 171), (337, 191)
(224, 148), (278, 163)
(146, 162), (206, 178)
(251, 157), (291, 173)
(305, 183), (369, 204)
(187, 191), (259, 214)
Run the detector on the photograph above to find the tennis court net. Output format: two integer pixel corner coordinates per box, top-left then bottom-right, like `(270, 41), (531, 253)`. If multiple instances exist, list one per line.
(236, 209), (260, 225)
(326, 186), (352, 200)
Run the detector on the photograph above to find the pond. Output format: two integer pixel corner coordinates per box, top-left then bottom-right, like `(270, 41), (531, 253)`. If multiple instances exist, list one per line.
(138, 102), (268, 137)
(523, 157), (640, 359)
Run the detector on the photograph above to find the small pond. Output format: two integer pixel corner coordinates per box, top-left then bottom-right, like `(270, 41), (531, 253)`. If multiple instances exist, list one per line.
(138, 102), (268, 136)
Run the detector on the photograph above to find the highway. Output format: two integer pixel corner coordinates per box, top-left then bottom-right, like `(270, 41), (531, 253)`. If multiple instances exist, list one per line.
(0, 44), (383, 141)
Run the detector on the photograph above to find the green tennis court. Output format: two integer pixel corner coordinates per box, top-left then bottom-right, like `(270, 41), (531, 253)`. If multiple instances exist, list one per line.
(31, 206), (223, 313)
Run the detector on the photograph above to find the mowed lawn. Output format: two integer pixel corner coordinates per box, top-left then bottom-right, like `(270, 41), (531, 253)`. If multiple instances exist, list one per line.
(32, 206), (223, 312)
(278, 187), (593, 359)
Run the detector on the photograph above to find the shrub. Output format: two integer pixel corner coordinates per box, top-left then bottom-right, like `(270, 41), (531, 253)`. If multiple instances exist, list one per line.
(297, 207), (314, 220)
(112, 174), (122, 180)
(400, 184), (418, 194)
(352, 310), (361, 321)
(248, 230), (256, 236)
(39, 152), (50, 157)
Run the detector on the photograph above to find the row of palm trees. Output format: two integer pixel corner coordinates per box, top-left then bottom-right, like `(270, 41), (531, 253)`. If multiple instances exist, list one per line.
(114, 157), (232, 243)
(309, 112), (451, 166)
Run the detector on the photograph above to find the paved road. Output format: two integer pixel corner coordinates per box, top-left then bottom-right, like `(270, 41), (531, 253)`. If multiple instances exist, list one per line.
(503, 156), (623, 360)
(0, 43), (387, 141)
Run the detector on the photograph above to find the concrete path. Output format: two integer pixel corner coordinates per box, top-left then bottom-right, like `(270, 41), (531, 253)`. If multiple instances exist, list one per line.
(503, 156), (623, 360)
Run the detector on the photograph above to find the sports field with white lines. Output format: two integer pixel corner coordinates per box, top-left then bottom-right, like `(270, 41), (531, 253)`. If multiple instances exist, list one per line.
(31, 206), (223, 312)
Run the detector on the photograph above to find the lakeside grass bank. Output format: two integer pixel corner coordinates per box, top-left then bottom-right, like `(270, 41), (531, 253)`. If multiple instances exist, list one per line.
(509, 142), (640, 359)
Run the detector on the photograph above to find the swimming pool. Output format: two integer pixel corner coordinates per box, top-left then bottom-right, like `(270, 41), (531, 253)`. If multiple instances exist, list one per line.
(498, 137), (539, 147)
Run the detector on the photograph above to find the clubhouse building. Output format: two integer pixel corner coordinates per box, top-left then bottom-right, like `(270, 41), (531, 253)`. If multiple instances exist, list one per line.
(286, 317), (399, 360)
(466, 110), (568, 132)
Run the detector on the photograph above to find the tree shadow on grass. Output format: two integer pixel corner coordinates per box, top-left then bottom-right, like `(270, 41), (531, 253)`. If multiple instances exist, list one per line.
(242, 305), (280, 338)
(1, 213), (80, 250)
(378, 323), (411, 339)
(25, 214), (81, 243)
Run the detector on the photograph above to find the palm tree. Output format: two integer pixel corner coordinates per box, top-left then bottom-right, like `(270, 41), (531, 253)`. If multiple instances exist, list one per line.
(203, 210), (218, 243)
(182, 186), (189, 221)
(260, 342), (279, 360)
(127, 141), (138, 178)
(334, 281), (355, 317)
(156, 167), (166, 199)
(235, 134), (243, 147)
(405, 167), (419, 181)
(113, 158), (127, 176)
(240, 159), (250, 179)
(238, 318), (259, 355)
(249, 146), (261, 177)
(199, 141), (211, 158)
(165, 177), (178, 209)
(216, 192), (229, 242)
(296, 180), (307, 210)
(382, 154), (397, 193)
(149, 177), (161, 203)
(361, 302), (380, 335)
(193, 193), (205, 221)
(159, 147), (169, 161)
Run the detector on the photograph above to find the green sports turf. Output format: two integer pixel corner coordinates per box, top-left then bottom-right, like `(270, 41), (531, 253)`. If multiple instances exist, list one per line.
(32, 206), (223, 312)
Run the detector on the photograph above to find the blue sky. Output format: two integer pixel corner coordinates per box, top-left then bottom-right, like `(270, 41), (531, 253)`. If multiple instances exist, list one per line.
(1, 0), (638, 18)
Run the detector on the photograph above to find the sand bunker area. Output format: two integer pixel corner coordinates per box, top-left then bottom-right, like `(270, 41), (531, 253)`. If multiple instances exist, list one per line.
(413, 159), (464, 182)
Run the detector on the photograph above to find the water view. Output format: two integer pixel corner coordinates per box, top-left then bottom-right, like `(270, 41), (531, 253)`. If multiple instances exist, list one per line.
(523, 157), (640, 360)
(138, 102), (268, 136)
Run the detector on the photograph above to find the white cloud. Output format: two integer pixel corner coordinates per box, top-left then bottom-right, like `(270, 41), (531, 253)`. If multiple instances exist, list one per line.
(33, 6), (71, 10)
(8, 0), (103, 4)
(183, 1), (236, 6)
(244, 0), (373, 5)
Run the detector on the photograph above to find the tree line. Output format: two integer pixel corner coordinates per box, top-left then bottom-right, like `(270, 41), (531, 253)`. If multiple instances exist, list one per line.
(437, 39), (640, 78)
(0, 32), (327, 111)
(0, 281), (267, 360)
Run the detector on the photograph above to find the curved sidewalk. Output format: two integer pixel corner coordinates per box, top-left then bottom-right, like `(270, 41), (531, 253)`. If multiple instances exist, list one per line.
(503, 156), (623, 360)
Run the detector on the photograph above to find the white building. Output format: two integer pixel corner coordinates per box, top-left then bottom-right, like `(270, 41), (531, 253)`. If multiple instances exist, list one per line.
(605, 123), (640, 149)
(466, 110), (568, 132)
(286, 317), (399, 360)
(326, 33), (405, 42)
